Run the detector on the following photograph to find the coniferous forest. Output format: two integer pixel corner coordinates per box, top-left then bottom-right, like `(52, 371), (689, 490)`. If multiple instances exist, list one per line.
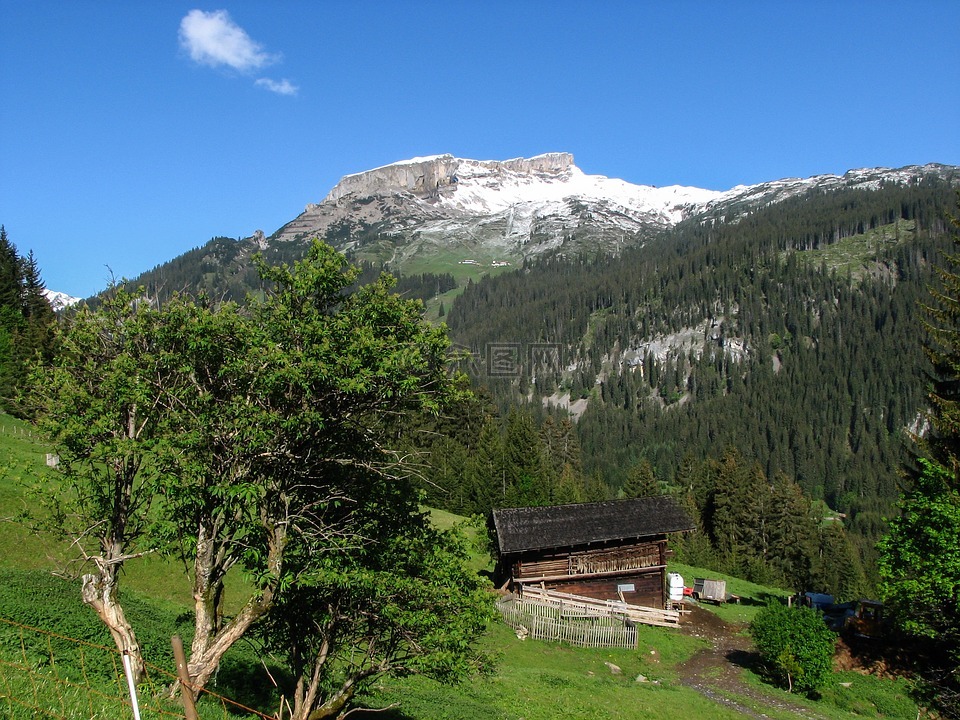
(417, 179), (959, 593)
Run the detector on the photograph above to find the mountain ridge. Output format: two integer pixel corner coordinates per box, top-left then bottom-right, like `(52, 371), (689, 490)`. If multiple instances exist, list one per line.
(98, 155), (960, 310)
(267, 154), (958, 274)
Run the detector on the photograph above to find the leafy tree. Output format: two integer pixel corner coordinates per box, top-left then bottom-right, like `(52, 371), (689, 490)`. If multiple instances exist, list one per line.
(25, 288), (173, 681)
(161, 242), (465, 692)
(879, 462), (960, 713)
(751, 602), (836, 694)
(26, 241), (484, 698)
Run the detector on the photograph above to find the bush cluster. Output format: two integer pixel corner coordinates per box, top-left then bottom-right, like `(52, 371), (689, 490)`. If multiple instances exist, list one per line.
(750, 601), (835, 694)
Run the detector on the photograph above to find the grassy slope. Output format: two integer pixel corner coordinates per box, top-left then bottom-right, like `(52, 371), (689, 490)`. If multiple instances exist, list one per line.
(0, 413), (250, 610)
(793, 219), (916, 278)
(666, 562), (791, 624)
(1, 414), (918, 719)
(0, 417), (62, 570)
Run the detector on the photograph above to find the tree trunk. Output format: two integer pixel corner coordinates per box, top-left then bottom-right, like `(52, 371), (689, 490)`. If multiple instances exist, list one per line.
(291, 629), (333, 720)
(186, 519), (287, 691)
(189, 523), (220, 664)
(187, 594), (274, 689)
(81, 571), (145, 684)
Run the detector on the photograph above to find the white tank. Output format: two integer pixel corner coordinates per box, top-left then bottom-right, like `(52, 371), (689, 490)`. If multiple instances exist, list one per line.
(667, 572), (684, 602)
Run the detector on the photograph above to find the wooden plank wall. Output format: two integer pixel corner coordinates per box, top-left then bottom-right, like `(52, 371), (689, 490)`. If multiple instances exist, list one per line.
(538, 573), (663, 608)
(513, 540), (665, 582)
(503, 537), (674, 608)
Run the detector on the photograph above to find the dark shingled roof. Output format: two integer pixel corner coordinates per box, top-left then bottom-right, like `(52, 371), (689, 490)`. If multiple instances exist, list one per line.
(491, 496), (695, 555)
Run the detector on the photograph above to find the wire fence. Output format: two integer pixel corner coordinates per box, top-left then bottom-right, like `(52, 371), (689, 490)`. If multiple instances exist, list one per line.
(0, 423), (40, 441)
(0, 616), (277, 720)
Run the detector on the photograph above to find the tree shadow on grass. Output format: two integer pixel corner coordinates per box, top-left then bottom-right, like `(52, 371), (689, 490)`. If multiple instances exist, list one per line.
(205, 655), (288, 716)
(749, 591), (786, 607)
(726, 647), (763, 675)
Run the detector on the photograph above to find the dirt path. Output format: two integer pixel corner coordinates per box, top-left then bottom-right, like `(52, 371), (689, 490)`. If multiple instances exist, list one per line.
(677, 605), (829, 719)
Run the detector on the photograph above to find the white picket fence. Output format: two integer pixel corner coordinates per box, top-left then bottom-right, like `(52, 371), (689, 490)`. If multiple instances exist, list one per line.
(497, 598), (639, 649)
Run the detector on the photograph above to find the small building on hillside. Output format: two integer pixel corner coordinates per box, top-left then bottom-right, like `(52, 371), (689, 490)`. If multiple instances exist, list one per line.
(491, 496), (695, 609)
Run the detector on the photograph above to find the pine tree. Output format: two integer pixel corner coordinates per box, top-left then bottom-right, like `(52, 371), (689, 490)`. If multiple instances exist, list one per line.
(553, 463), (585, 505)
(0, 226), (21, 310)
(0, 227), (30, 413)
(19, 249), (56, 362)
(503, 408), (544, 506)
(622, 458), (659, 498)
(814, 522), (867, 601)
(465, 419), (506, 513)
(767, 474), (818, 592)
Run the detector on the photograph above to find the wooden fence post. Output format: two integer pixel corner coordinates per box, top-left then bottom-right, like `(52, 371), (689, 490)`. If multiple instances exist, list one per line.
(171, 636), (199, 720)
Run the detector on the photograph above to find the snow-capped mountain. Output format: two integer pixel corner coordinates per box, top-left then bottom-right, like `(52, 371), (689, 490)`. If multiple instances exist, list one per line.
(269, 153), (957, 271)
(43, 288), (81, 311)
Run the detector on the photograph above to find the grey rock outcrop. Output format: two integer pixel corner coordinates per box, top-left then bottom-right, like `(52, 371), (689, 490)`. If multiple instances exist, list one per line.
(323, 154), (461, 203)
(322, 152), (575, 204)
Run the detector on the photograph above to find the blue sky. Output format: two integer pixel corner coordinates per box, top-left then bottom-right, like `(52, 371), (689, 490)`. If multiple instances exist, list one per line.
(2, 1), (958, 298)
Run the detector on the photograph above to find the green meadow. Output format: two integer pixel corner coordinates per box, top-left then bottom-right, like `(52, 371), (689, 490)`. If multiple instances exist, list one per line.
(0, 414), (918, 719)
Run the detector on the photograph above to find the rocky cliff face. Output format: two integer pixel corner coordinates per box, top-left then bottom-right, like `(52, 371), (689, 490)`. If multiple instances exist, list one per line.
(476, 152), (574, 176)
(321, 152), (575, 205)
(322, 154), (461, 203)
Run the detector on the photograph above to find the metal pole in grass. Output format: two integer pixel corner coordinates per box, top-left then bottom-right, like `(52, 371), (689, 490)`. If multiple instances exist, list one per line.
(172, 635), (199, 720)
(122, 651), (142, 720)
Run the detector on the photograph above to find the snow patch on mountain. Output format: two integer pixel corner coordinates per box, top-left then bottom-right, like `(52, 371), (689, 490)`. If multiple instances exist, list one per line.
(322, 152), (729, 224)
(43, 289), (81, 311)
(436, 156), (726, 223)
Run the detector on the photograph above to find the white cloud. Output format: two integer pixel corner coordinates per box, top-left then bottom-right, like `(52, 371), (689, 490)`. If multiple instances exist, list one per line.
(179, 9), (276, 72)
(255, 78), (299, 96)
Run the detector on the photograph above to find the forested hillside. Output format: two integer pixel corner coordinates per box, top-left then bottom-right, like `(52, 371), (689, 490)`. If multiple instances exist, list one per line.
(123, 234), (456, 307)
(436, 179), (959, 585)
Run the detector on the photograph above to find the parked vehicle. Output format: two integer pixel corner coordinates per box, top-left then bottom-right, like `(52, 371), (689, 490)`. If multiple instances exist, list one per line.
(691, 578), (739, 604)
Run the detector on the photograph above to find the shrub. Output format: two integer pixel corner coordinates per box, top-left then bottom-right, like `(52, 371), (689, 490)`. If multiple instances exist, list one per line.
(751, 602), (835, 694)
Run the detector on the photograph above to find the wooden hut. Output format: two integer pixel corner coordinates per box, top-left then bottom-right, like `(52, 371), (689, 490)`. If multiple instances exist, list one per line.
(491, 496), (695, 609)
